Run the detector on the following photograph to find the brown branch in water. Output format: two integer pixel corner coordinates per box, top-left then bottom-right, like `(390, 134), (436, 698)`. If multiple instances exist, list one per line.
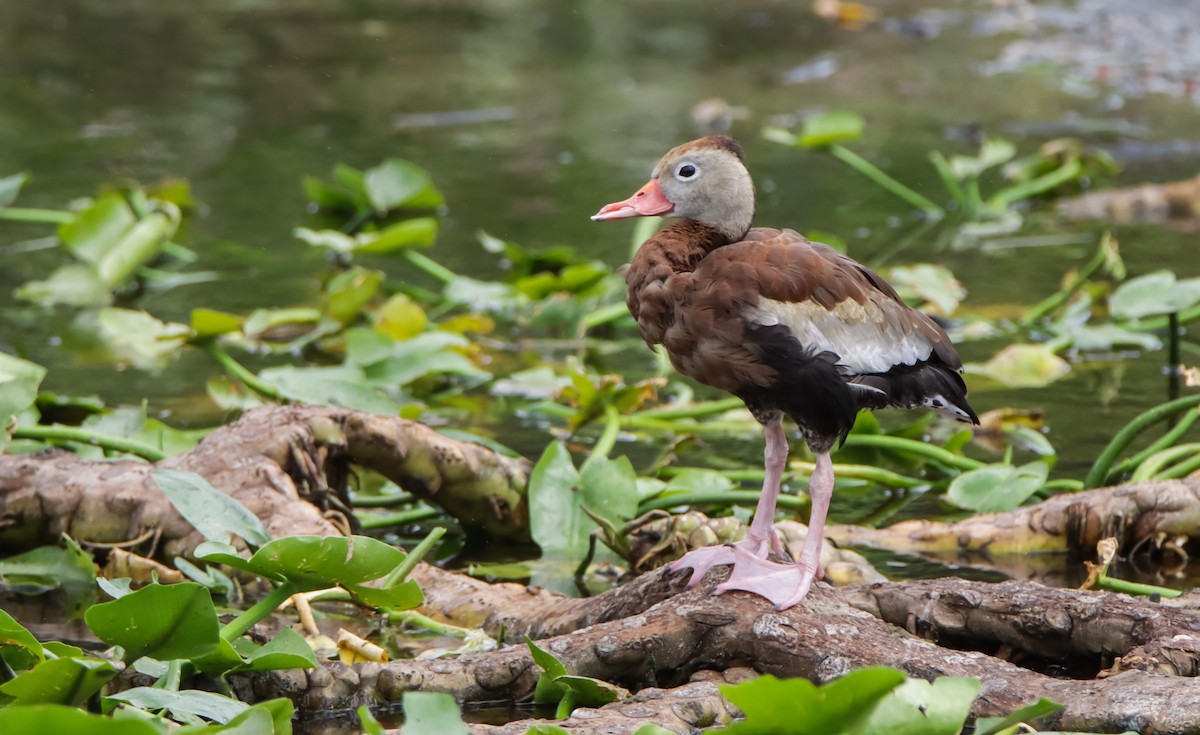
(826, 477), (1200, 580)
(0, 405), (531, 556)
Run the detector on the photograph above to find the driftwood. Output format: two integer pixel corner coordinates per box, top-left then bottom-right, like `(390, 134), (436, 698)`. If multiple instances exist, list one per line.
(5, 405), (1200, 733)
(0, 405), (531, 556)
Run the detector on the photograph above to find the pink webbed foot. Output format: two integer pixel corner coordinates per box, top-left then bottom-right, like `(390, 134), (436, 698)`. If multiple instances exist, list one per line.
(670, 530), (783, 587)
(713, 545), (821, 610)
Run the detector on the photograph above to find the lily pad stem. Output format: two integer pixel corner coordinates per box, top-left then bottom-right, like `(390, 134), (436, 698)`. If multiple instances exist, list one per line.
(379, 526), (446, 589)
(1019, 233), (1112, 327)
(0, 207), (73, 224)
(1084, 394), (1200, 489)
(587, 404), (621, 463)
(196, 339), (282, 401)
(639, 490), (809, 513)
(842, 434), (985, 471)
(829, 144), (944, 217)
(1094, 575), (1182, 599)
(357, 507), (441, 530)
(11, 425), (166, 462)
(220, 582), (299, 642)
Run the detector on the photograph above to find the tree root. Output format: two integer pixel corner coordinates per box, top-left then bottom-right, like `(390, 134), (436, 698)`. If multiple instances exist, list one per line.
(242, 566), (1200, 733)
(0, 405), (531, 556)
(827, 476), (1200, 582)
(8, 406), (1200, 733)
(464, 669), (752, 735)
(842, 578), (1200, 677)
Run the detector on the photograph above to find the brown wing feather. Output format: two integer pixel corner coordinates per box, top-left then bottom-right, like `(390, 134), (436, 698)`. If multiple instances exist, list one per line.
(698, 228), (962, 373)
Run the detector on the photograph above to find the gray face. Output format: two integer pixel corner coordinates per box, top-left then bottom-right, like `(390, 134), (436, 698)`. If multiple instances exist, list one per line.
(653, 147), (756, 240)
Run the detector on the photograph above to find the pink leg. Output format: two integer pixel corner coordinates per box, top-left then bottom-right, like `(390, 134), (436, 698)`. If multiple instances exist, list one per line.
(670, 417), (789, 585)
(715, 449), (834, 609)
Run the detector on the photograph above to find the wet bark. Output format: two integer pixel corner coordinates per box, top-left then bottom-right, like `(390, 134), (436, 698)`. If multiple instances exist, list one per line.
(826, 476), (1200, 583)
(6, 406), (1200, 733)
(242, 565), (1200, 734)
(0, 405), (531, 556)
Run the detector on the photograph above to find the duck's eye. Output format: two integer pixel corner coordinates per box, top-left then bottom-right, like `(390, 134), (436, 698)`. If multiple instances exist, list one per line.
(674, 163), (699, 181)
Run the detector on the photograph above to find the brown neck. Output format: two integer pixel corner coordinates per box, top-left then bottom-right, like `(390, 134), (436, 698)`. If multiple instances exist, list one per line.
(665, 219), (738, 253)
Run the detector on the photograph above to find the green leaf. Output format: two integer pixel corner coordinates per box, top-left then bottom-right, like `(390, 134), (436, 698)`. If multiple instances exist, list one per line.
(0, 538), (96, 595)
(720, 669), (907, 735)
(0, 171), (30, 207)
(229, 627), (318, 673)
(196, 535), (408, 593)
(347, 330), (490, 387)
(525, 637), (626, 714)
(0, 656), (119, 705)
(356, 218), (439, 253)
(292, 227), (359, 254)
(631, 727), (677, 735)
(357, 705), (385, 735)
(324, 267), (383, 324)
(946, 461), (1049, 513)
(1061, 323), (1160, 352)
(58, 192), (137, 265)
(84, 582), (219, 663)
(240, 307), (322, 340)
(527, 637), (569, 704)
(974, 697), (1064, 735)
(0, 608), (44, 667)
(85, 308), (190, 371)
(348, 579), (424, 610)
(173, 699), (294, 735)
(527, 442), (583, 558)
(0, 705), (164, 735)
(886, 264), (966, 316)
(663, 468), (736, 497)
(798, 112), (866, 148)
(106, 688), (249, 724)
(151, 469), (271, 546)
(191, 637), (247, 677)
(949, 138), (1017, 180)
(399, 691), (470, 735)
(374, 294), (428, 341)
(364, 160), (441, 213)
(964, 344), (1071, 388)
(554, 675), (626, 709)
(0, 353), (47, 452)
(522, 727), (571, 735)
(191, 309), (243, 338)
(858, 676), (980, 735)
(1110, 270), (1200, 321)
(257, 365), (402, 416)
(577, 454), (639, 536)
(303, 174), (367, 212)
(15, 263), (112, 306)
(93, 211), (177, 288)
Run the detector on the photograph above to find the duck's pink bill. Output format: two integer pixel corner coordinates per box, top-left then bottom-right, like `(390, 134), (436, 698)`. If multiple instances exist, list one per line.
(591, 179), (674, 220)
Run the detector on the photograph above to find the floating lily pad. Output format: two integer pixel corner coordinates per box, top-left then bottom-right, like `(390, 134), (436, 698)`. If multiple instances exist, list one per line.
(1110, 270), (1200, 321)
(947, 461), (1049, 513)
(965, 344), (1071, 388)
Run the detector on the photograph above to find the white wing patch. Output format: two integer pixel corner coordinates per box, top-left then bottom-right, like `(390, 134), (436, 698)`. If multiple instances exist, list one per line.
(750, 297), (933, 375)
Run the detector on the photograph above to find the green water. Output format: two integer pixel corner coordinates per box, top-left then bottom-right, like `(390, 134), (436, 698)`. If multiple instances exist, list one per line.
(2, 0), (1200, 518)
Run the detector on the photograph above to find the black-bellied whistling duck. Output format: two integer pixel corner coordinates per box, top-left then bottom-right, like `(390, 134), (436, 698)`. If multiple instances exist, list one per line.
(592, 135), (978, 609)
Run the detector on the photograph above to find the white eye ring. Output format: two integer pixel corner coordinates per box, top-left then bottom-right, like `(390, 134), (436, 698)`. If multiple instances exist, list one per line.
(674, 162), (700, 181)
